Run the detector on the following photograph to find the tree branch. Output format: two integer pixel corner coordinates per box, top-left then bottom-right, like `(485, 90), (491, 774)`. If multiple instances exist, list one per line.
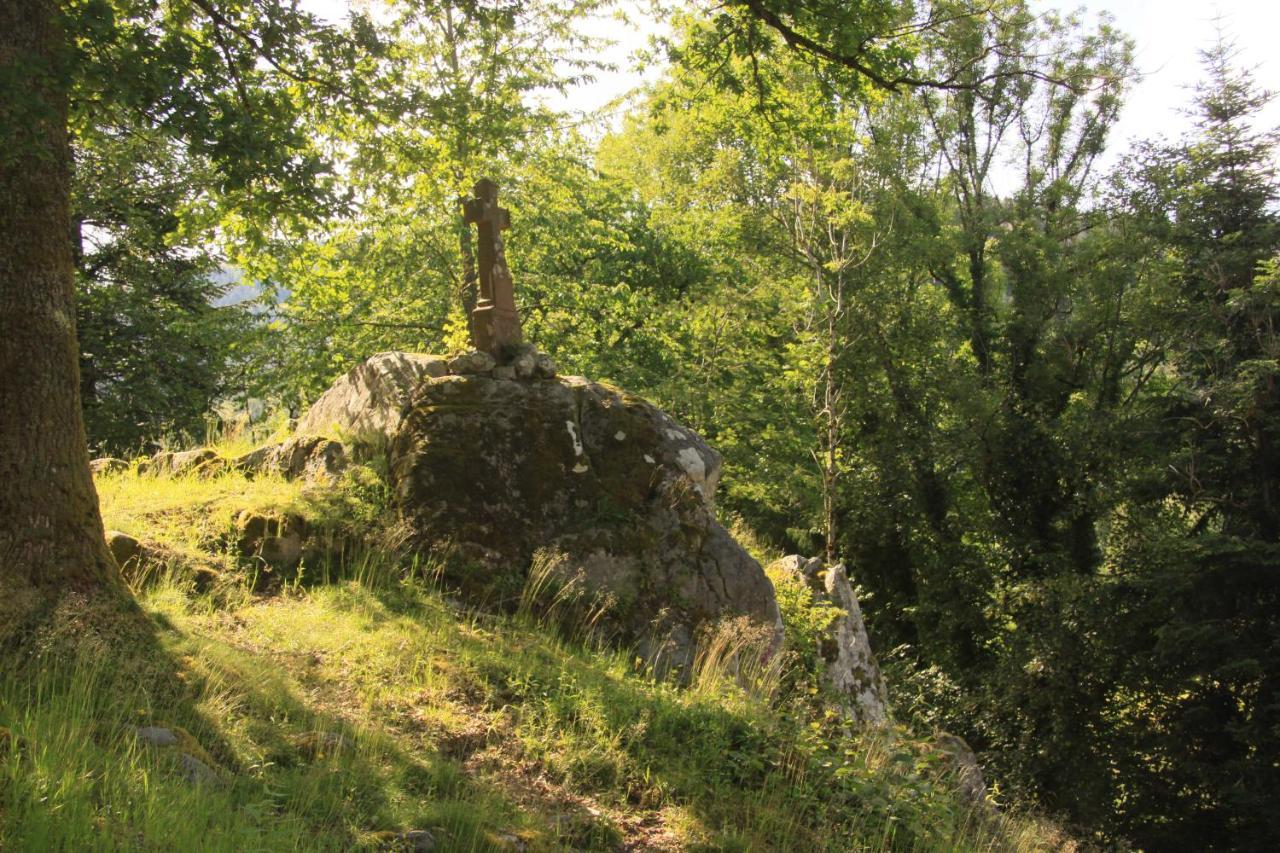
(736, 0), (1085, 93)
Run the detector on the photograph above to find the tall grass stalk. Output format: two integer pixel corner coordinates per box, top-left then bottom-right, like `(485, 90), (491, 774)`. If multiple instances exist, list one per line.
(689, 616), (786, 704)
(516, 549), (615, 646)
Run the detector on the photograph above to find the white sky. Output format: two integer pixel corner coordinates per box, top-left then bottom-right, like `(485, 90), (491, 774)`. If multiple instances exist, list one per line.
(1044, 0), (1280, 159)
(305, 0), (1280, 159)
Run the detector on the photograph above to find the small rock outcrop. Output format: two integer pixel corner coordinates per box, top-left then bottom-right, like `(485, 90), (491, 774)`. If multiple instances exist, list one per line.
(446, 350), (496, 377)
(135, 726), (179, 747)
(297, 351), (448, 442)
(397, 830), (437, 852)
(775, 555), (889, 725)
(373, 829), (437, 852)
(235, 510), (307, 567)
(90, 457), (128, 476)
(445, 345), (558, 382)
(178, 752), (220, 785)
(389, 366), (778, 670)
(141, 448), (224, 478)
(103, 531), (221, 589)
(234, 435), (348, 481)
(935, 732), (988, 805)
(105, 530), (142, 569)
(133, 725), (222, 787)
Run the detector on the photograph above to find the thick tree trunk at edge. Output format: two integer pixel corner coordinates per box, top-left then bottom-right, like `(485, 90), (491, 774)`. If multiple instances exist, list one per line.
(0, 0), (117, 609)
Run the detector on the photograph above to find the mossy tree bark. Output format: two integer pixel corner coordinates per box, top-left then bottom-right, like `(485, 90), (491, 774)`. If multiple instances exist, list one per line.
(0, 0), (117, 603)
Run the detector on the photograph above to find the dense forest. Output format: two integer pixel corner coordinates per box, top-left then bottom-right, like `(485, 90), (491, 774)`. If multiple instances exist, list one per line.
(2, 0), (1278, 849)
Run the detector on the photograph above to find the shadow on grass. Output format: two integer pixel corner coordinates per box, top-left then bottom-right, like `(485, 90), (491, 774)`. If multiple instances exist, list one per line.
(352, 579), (822, 849)
(382, 579), (990, 853)
(0, 586), (527, 851)
(1, 544), (999, 852)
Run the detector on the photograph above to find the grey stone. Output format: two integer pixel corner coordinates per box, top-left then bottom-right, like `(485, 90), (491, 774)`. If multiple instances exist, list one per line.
(297, 352), (448, 442)
(398, 830), (436, 852)
(774, 554), (806, 575)
(236, 510), (307, 567)
(822, 563), (889, 725)
(493, 834), (527, 852)
(144, 448), (223, 478)
(389, 373), (779, 670)
(106, 531), (142, 569)
(234, 435), (347, 482)
(90, 457), (128, 476)
(935, 733), (988, 805)
(447, 350), (496, 376)
(775, 556), (889, 726)
(532, 353), (558, 379)
(512, 348), (538, 378)
(178, 752), (220, 785)
(135, 727), (222, 786)
(135, 726), (178, 747)
(492, 365), (516, 381)
(233, 444), (273, 473)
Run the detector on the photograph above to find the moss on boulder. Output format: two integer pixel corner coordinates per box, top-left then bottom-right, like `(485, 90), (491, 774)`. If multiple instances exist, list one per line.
(389, 371), (780, 670)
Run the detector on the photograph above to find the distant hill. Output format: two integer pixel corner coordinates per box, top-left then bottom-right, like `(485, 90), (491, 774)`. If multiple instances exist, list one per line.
(210, 267), (290, 309)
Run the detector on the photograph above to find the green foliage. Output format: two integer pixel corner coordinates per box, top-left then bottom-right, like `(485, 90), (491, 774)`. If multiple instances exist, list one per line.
(600, 9), (1277, 849)
(55, 0), (1280, 847)
(57, 0), (375, 452)
(232, 0), (614, 402)
(1088, 38), (1280, 849)
(0, 598), (513, 851)
(766, 562), (841, 688)
(64, 0), (360, 230)
(672, 0), (926, 96)
(73, 121), (250, 454)
(867, 32), (1279, 848)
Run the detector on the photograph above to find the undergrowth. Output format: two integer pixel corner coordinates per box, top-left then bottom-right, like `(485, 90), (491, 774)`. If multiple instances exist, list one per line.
(0, 468), (1074, 851)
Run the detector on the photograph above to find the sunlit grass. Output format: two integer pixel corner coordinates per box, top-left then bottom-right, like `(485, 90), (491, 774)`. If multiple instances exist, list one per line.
(97, 466), (304, 552)
(3, 464), (1073, 850)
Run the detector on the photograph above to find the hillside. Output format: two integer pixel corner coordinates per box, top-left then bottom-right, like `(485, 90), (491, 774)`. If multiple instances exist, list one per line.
(0, 455), (1068, 851)
(5, 0), (1276, 846)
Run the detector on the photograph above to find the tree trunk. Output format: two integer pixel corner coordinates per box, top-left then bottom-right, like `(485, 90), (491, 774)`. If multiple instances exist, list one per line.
(821, 327), (840, 566)
(818, 267), (845, 566)
(0, 0), (117, 605)
(966, 243), (991, 375)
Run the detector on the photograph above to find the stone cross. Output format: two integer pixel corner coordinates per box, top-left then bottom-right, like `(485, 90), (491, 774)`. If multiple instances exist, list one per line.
(464, 178), (523, 357)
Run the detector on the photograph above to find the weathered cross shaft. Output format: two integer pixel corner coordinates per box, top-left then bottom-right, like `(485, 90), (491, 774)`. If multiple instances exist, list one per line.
(463, 178), (523, 357)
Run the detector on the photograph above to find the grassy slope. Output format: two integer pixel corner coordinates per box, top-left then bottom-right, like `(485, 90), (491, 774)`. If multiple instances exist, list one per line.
(0, 465), (1070, 851)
